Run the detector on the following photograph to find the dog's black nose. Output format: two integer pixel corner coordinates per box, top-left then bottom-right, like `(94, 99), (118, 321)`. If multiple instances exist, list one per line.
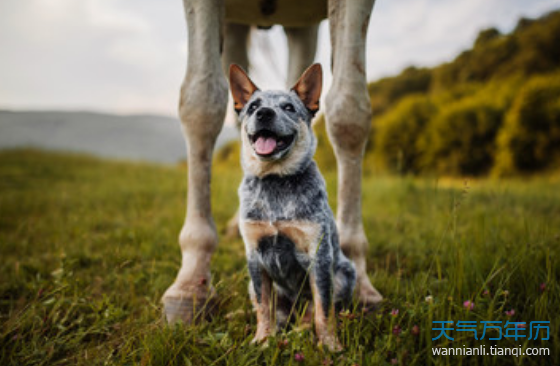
(256, 107), (275, 123)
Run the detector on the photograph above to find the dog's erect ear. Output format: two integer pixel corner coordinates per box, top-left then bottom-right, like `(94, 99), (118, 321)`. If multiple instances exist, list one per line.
(291, 63), (322, 115)
(229, 64), (259, 113)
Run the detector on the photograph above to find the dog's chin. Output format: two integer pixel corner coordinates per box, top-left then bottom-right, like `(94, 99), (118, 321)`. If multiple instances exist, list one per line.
(248, 130), (296, 161)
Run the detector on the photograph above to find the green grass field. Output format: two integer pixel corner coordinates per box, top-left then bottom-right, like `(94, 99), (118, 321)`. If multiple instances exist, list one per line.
(0, 149), (558, 365)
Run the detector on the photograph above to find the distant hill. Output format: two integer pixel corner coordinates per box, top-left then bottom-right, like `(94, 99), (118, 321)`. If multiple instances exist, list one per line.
(0, 110), (238, 164)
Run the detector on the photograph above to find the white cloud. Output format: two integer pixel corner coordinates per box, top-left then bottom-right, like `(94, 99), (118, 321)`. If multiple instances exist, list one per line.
(0, 0), (557, 116)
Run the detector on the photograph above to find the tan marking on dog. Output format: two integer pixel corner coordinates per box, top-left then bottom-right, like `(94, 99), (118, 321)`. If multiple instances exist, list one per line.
(309, 273), (342, 351)
(276, 220), (321, 253)
(241, 119), (312, 178)
(249, 273), (273, 343)
(239, 220), (277, 252)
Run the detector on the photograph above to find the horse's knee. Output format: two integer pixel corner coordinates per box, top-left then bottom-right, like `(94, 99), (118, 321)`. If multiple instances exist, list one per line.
(325, 91), (372, 158)
(179, 74), (228, 143)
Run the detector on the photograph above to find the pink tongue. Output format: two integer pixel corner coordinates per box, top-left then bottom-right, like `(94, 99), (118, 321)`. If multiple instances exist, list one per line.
(254, 136), (277, 155)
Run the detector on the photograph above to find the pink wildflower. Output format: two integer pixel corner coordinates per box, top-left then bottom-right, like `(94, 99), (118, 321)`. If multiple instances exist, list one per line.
(294, 353), (304, 362)
(505, 309), (515, 317)
(463, 300), (475, 311)
(391, 309), (399, 317)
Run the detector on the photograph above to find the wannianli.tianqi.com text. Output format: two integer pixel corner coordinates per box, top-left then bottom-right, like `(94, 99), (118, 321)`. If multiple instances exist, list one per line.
(432, 345), (550, 357)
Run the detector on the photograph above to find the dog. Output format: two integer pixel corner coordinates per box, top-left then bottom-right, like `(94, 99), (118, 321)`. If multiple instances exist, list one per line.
(229, 63), (357, 351)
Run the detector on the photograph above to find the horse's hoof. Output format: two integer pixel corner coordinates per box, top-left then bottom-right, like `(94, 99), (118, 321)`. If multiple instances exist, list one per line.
(162, 287), (217, 324)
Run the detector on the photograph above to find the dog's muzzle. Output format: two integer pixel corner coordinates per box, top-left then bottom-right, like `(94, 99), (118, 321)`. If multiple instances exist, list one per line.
(249, 129), (296, 159)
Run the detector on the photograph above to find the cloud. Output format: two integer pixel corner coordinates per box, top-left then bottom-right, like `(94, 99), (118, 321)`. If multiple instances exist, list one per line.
(0, 0), (557, 116)
(0, 0), (186, 115)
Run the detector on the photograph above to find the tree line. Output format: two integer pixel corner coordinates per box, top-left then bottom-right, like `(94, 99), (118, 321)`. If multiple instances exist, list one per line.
(314, 10), (560, 177)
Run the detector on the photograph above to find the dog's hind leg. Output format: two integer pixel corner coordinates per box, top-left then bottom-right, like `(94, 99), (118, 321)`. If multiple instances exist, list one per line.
(325, 0), (383, 310)
(162, 0), (228, 324)
(334, 258), (357, 313)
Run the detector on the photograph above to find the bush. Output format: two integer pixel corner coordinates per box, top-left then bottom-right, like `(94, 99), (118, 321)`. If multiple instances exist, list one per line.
(420, 98), (503, 176)
(494, 73), (560, 175)
(373, 95), (435, 174)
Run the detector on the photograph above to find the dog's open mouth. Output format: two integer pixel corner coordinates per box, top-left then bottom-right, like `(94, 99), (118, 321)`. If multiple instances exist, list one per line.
(249, 130), (295, 157)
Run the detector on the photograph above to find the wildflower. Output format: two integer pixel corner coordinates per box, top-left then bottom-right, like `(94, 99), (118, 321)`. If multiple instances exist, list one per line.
(425, 295), (433, 303)
(540, 283), (546, 292)
(516, 323), (526, 328)
(391, 309), (399, 317)
(391, 358), (398, 365)
(278, 339), (289, 348)
(411, 325), (420, 336)
(463, 300), (474, 311)
(392, 325), (402, 335)
(505, 309), (515, 317)
(294, 353), (304, 362)
(482, 290), (490, 296)
(322, 358), (333, 365)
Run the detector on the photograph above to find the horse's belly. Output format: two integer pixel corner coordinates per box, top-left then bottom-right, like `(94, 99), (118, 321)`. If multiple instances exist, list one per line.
(225, 0), (327, 27)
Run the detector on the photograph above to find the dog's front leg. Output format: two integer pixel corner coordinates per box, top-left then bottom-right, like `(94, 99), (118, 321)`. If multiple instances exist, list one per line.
(309, 252), (342, 352)
(248, 258), (273, 344)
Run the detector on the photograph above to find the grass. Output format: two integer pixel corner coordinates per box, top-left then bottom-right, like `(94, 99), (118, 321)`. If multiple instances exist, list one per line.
(0, 148), (558, 365)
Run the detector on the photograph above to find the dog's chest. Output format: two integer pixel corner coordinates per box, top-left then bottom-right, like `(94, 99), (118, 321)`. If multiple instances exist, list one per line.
(241, 219), (319, 294)
(240, 219), (321, 254)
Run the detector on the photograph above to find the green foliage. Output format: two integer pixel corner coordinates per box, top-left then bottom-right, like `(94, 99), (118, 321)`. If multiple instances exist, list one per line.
(494, 72), (560, 176)
(419, 98), (503, 176)
(360, 10), (560, 177)
(1, 150), (560, 365)
(373, 95), (435, 174)
(369, 66), (432, 117)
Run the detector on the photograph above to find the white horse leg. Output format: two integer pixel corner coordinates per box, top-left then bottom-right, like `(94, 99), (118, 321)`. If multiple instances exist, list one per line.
(284, 24), (319, 86)
(222, 22), (250, 73)
(325, 0), (383, 309)
(162, 0), (228, 323)
(222, 22), (250, 238)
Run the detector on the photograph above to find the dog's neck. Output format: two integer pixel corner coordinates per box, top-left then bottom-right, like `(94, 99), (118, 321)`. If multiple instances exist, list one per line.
(245, 157), (315, 181)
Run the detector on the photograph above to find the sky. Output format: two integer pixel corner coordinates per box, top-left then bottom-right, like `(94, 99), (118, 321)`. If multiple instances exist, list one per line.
(0, 0), (558, 117)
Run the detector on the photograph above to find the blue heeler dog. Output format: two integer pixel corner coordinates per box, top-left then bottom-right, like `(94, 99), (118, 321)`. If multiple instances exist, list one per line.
(229, 63), (356, 351)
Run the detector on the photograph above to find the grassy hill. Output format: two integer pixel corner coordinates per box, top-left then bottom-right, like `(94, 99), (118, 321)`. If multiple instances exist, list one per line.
(1, 150), (559, 365)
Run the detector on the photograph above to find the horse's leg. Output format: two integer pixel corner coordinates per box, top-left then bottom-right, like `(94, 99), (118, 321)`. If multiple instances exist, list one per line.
(162, 0), (228, 323)
(222, 22), (250, 73)
(325, 0), (383, 309)
(284, 24), (319, 86)
(222, 22), (250, 238)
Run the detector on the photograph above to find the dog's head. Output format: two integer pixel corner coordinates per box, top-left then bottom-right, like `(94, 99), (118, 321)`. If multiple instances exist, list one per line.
(229, 63), (322, 177)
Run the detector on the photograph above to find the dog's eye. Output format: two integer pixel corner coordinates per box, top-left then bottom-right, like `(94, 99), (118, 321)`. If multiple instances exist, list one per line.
(247, 103), (258, 113)
(282, 103), (295, 112)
